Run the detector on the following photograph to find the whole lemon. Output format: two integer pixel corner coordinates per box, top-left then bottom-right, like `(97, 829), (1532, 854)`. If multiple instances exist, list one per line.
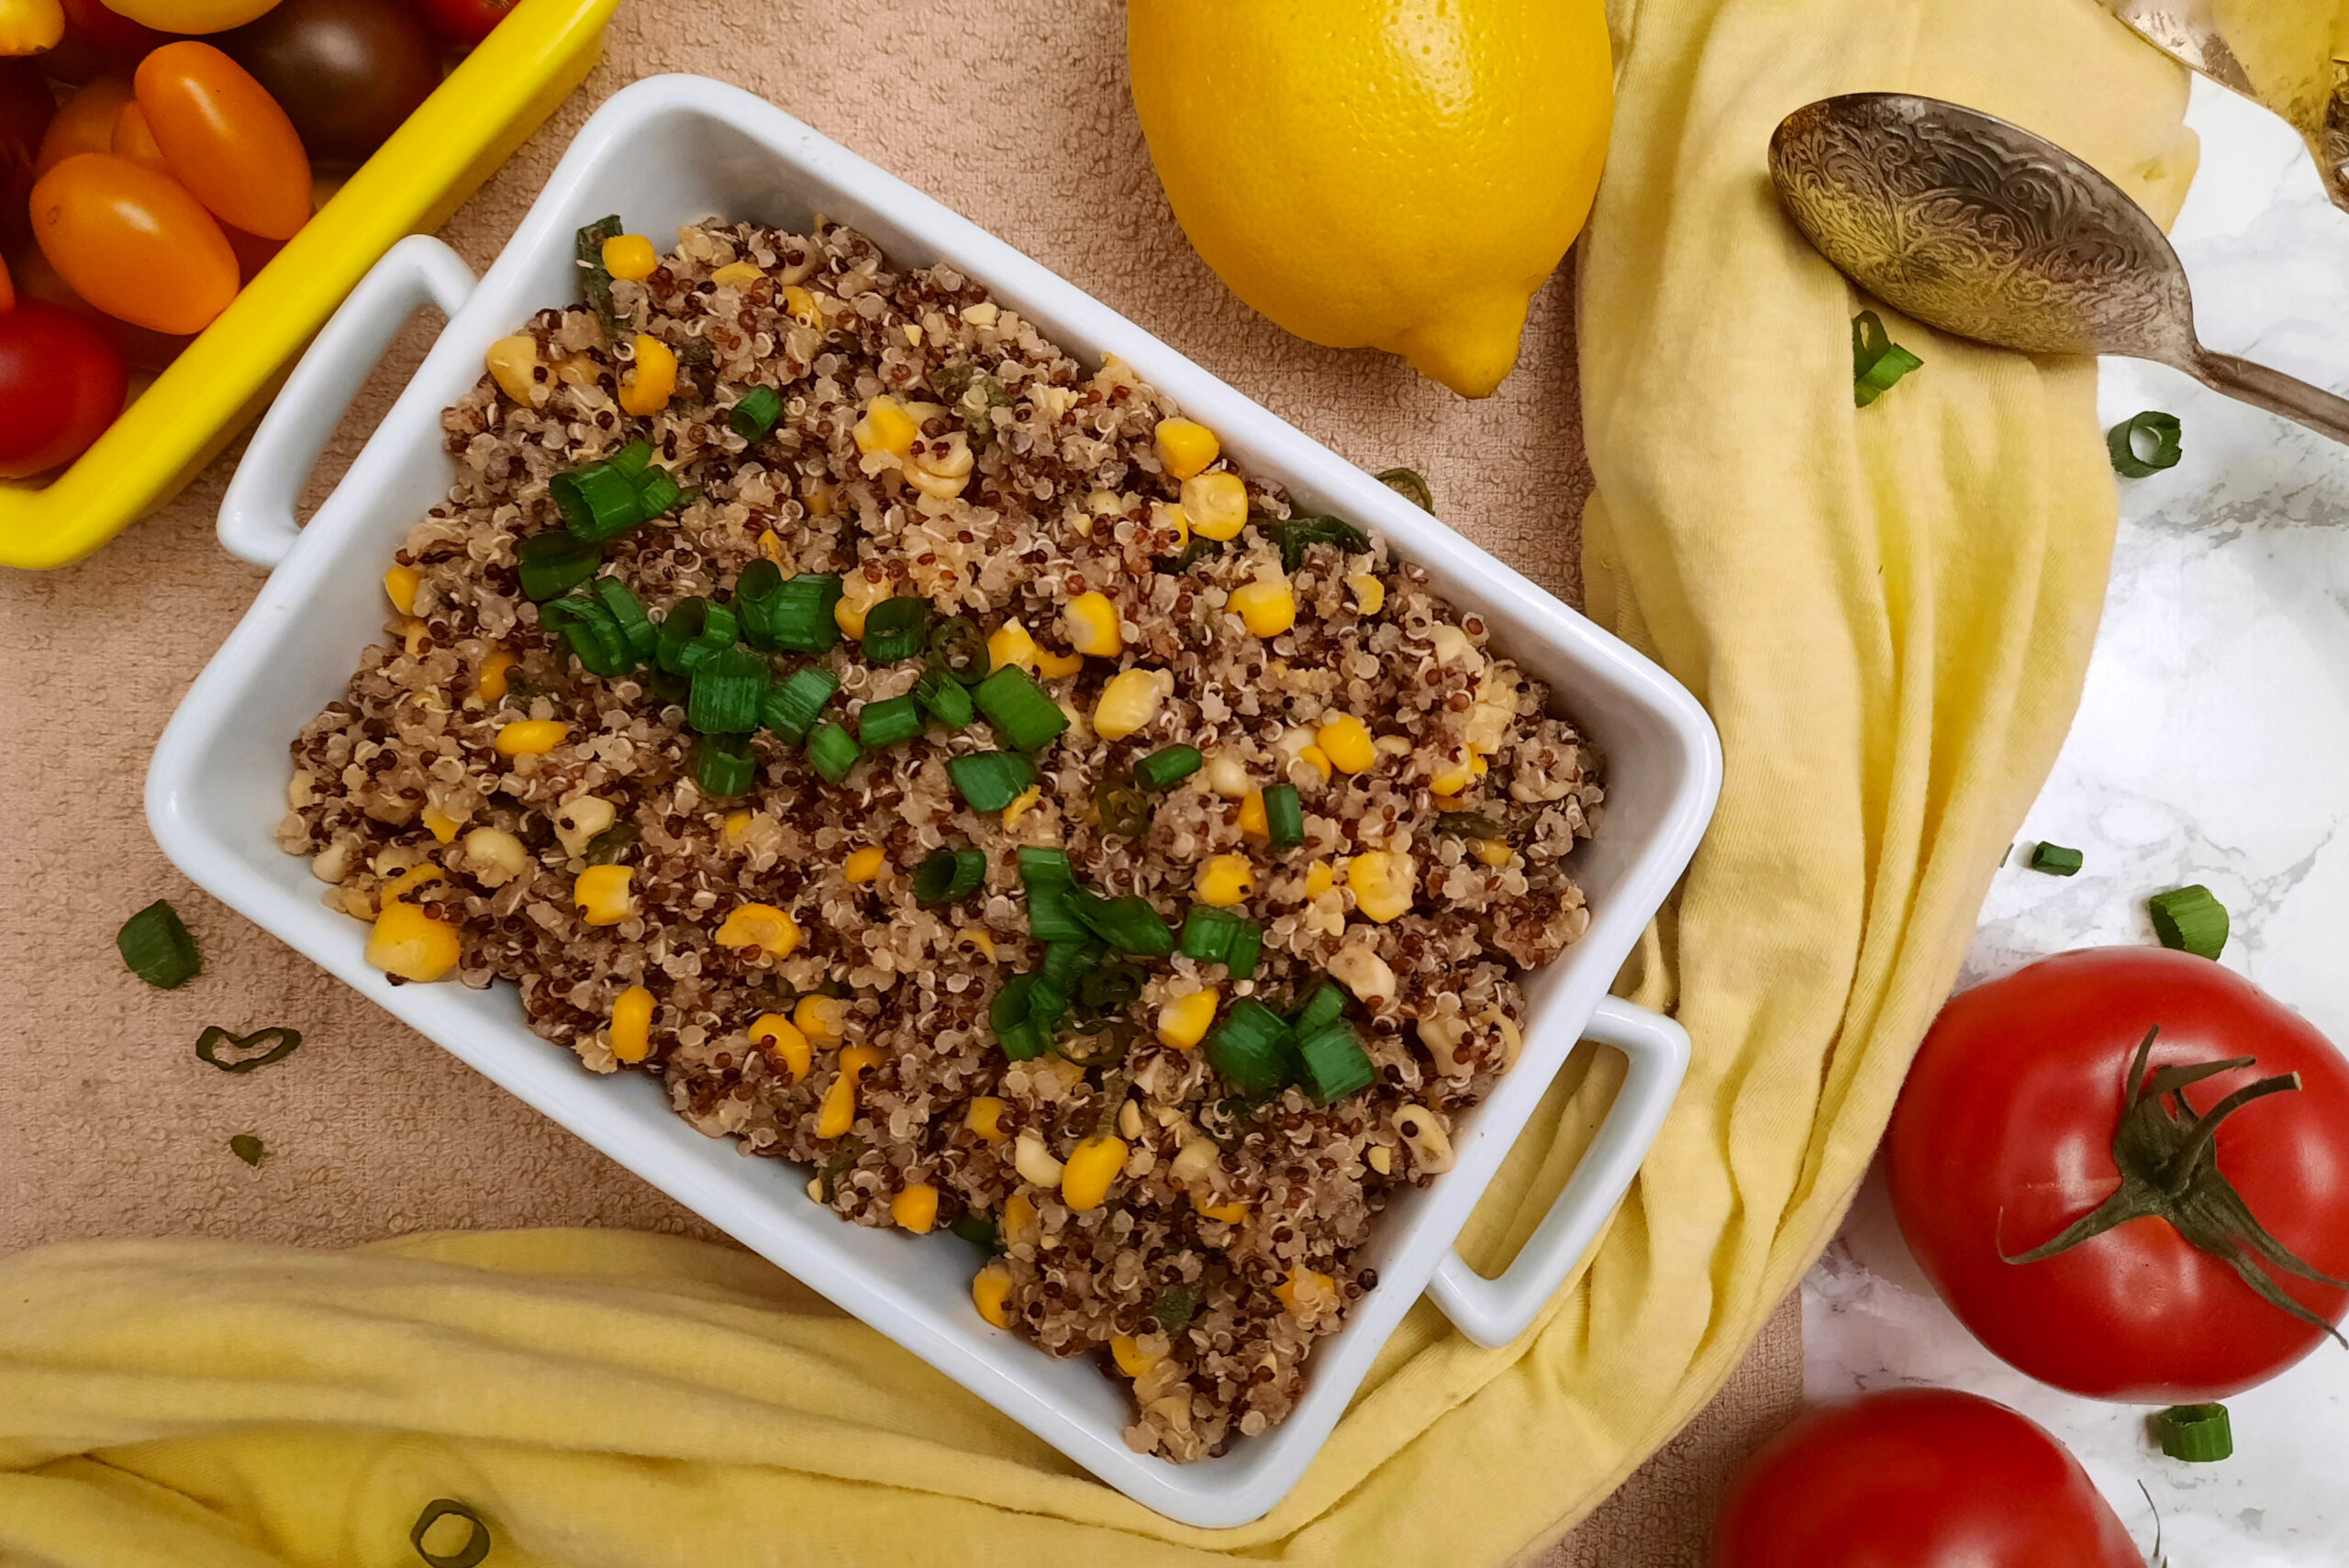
(1128, 0), (1613, 398)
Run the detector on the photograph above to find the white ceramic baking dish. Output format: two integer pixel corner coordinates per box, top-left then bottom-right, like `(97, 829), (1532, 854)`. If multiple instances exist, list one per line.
(149, 74), (1720, 1528)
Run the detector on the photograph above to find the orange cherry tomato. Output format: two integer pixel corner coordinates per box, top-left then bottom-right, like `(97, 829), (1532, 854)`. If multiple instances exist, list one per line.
(111, 101), (171, 170)
(30, 153), (239, 335)
(0, 251), (15, 313)
(34, 75), (129, 180)
(134, 41), (309, 240)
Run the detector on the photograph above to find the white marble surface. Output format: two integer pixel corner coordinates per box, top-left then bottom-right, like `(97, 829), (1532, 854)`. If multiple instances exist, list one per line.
(1801, 77), (2349, 1563)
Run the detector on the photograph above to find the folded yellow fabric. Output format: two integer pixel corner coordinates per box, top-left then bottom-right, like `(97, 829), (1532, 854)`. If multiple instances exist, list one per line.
(0, 1), (2205, 1563)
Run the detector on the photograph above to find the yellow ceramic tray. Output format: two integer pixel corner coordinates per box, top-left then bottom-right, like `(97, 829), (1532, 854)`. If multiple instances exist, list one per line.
(0, 0), (620, 570)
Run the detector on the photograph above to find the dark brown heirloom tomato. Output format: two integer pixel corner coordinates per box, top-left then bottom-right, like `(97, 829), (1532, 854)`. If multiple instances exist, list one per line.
(222, 0), (442, 166)
(0, 58), (55, 235)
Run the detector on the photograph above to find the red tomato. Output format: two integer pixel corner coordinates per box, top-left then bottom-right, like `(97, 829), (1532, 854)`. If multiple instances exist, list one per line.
(1716, 1390), (2142, 1568)
(417, 0), (514, 45)
(9, 239), (192, 369)
(0, 299), (128, 478)
(1888, 948), (2349, 1401)
(134, 41), (311, 239)
(0, 57), (56, 228)
(29, 153), (241, 335)
(44, 0), (179, 82)
(37, 78), (135, 180)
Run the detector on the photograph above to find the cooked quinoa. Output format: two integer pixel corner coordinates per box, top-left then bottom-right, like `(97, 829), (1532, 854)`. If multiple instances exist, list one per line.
(279, 217), (1603, 1461)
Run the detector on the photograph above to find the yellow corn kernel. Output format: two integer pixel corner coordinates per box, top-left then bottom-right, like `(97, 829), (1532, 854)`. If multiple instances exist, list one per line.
(1348, 573), (1386, 615)
(1154, 417), (1219, 480)
(1109, 1334), (1161, 1379)
(1236, 791), (1268, 840)
(600, 233), (659, 282)
(749, 1012), (811, 1082)
(959, 925), (997, 962)
(619, 335), (678, 417)
(853, 394), (918, 458)
(398, 617), (429, 657)
(381, 863), (445, 904)
(1001, 785), (1042, 830)
(796, 993), (849, 1045)
(1347, 851), (1414, 924)
(1473, 754), (1489, 777)
(475, 649), (516, 703)
(573, 864), (637, 927)
(363, 901), (461, 983)
(384, 563), (421, 616)
(419, 806), (460, 845)
(609, 984), (655, 1063)
(1003, 1191), (1037, 1241)
(484, 334), (540, 406)
(757, 528), (786, 564)
(964, 1095), (1009, 1144)
(495, 719), (569, 757)
(844, 845), (886, 883)
(1157, 985), (1220, 1050)
(1152, 501), (1190, 550)
(1063, 591), (1123, 657)
(1275, 1265), (1337, 1318)
(722, 810), (753, 845)
(1180, 471), (1249, 540)
(1060, 1134), (1128, 1212)
(892, 1182), (941, 1234)
(1196, 1197), (1251, 1224)
(716, 902), (801, 961)
(1196, 854), (1254, 907)
(818, 1043), (884, 1138)
(1297, 745), (1334, 783)
(1032, 645), (1085, 680)
(987, 618), (1038, 673)
(782, 284), (819, 326)
(973, 1262), (1014, 1328)
(710, 260), (763, 286)
(1093, 668), (1169, 740)
(1316, 715), (1376, 774)
(1475, 839), (1515, 868)
(1306, 860), (1336, 896)
(1430, 762), (1475, 795)
(832, 572), (888, 639)
(1230, 574), (1297, 639)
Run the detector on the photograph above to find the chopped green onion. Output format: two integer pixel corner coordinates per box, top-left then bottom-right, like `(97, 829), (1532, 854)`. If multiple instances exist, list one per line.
(771, 574), (843, 653)
(915, 848), (986, 905)
(1077, 895), (1174, 957)
(1077, 960), (1144, 1013)
(729, 385), (785, 444)
(654, 597), (740, 675)
(996, 1015), (1049, 1062)
(1223, 920), (1263, 979)
(229, 1133), (265, 1167)
(761, 665), (840, 744)
(1025, 883), (1090, 944)
(117, 899), (199, 988)
(1055, 1021), (1132, 1069)
(913, 667), (974, 728)
(991, 973), (1039, 1034)
(1296, 1020), (1375, 1104)
(2029, 842), (2085, 876)
(1852, 309), (1921, 407)
(1017, 847), (1074, 886)
(1133, 744), (1202, 791)
(732, 559), (787, 649)
(947, 750), (1036, 812)
(591, 577), (656, 661)
(1435, 810), (1513, 840)
(1270, 514), (1369, 573)
(607, 439), (653, 478)
(582, 822), (641, 864)
(553, 462), (647, 542)
(929, 616), (987, 685)
(1375, 466), (1433, 512)
(862, 595), (930, 663)
(857, 694), (923, 749)
(695, 735), (757, 797)
(1041, 940), (1104, 990)
(2150, 884), (2228, 959)
(1207, 999), (1292, 1097)
(574, 214), (623, 343)
(411, 1496), (494, 1568)
(515, 531), (602, 602)
(1292, 978), (1347, 1035)
(1094, 780), (1152, 837)
(195, 1025), (302, 1074)
(949, 1213), (1001, 1251)
(2154, 1403), (2232, 1462)
(630, 465), (684, 521)
(539, 594), (632, 676)
(2108, 410), (2183, 477)
(806, 720), (860, 784)
(1149, 1283), (1201, 1331)
(1024, 974), (1073, 1032)
(974, 665), (1068, 751)
(1180, 906), (1243, 964)
(687, 645), (769, 734)
(1263, 784), (1304, 849)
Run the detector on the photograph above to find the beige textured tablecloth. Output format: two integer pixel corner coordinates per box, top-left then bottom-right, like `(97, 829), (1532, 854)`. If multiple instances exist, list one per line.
(0, 4), (1800, 1561)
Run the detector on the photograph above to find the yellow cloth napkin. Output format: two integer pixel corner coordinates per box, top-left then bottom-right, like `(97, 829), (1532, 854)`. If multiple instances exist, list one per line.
(0, 0), (2204, 1562)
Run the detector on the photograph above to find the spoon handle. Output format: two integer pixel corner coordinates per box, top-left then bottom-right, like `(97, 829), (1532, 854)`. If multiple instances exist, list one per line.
(2187, 350), (2349, 448)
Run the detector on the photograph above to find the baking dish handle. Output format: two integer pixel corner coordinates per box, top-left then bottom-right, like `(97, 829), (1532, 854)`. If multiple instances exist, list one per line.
(217, 234), (479, 568)
(1425, 995), (1692, 1349)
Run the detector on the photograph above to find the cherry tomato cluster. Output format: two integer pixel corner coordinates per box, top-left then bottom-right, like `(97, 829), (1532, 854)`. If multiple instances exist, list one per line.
(0, 0), (516, 479)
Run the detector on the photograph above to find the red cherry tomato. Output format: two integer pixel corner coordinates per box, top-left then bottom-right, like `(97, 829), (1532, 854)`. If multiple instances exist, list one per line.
(30, 153), (241, 335)
(417, 0), (514, 45)
(1888, 948), (2349, 1401)
(1715, 1390), (2143, 1568)
(134, 41), (311, 239)
(37, 78), (135, 180)
(43, 0), (179, 83)
(0, 57), (57, 228)
(0, 299), (128, 478)
(9, 239), (192, 369)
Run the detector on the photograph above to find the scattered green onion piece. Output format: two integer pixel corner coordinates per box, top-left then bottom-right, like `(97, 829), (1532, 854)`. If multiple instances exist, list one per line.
(913, 667), (975, 728)
(1149, 1283), (1201, 1331)
(229, 1133), (265, 1167)
(761, 665), (840, 744)
(1291, 978), (1347, 1036)
(805, 721), (861, 784)
(574, 213), (623, 343)
(553, 462), (647, 542)
(949, 1213), (1001, 1251)
(647, 669), (689, 706)
(2154, 1403), (2232, 1462)
(996, 1015), (1049, 1062)
(1207, 999), (1293, 1097)
(1223, 920), (1263, 980)
(857, 694), (923, 750)
(695, 735), (757, 797)
(1077, 961), (1145, 1013)
(1271, 514), (1370, 573)
(729, 385), (785, 444)
(1179, 906), (1242, 964)
(1016, 846), (1075, 887)
(1055, 1021), (1132, 1069)
(1024, 882), (1091, 944)
(990, 973), (1039, 1035)
(539, 595), (632, 676)
(1094, 781), (1152, 837)
(117, 899), (199, 988)
(1852, 310), (1922, 407)
(1041, 940), (1105, 990)
(947, 750), (1037, 813)
(630, 465), (684, 522)
(591, 577), (657, 661)
(2029, 842), (2085, 877)
(814, 1136), (867, 1204)
(582, 822), (642, 864)
(2150, 884), (2228, 959)
(1296, 1019), (1375, 1105)
(914, 847), (986, 905)
(515, 531), (602, 602)
(732, 559), (787, 649)
(411, 1496), (494, 1568)
(771, 574), (844, 653)
(1024, 974), (1073, 1031)
(1263, 784), (1304, 849)
(1077, 895), (1174, 957)
(2108, 410), (2184, 477)
(1434, 810), (1515, 841)
(862, 595), (930, 663)
(1375, 466), (1433, 512)
(687, 645), (770, 734)
(1133, 744), (1203, 791)
(974, 665), (1068, 751)
(653, 597), (727, 675)
(607, 439), (653, 478)
(929, 616), (988, 685)
(195, 1025), (302, 1074)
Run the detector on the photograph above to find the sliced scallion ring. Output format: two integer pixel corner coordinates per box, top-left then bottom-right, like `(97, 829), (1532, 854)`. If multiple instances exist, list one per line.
(117, 899), (199, 988)
(914, 847), (986, 905)
(2154, 1402), (2232, 1462)
(1076, 960), (1145, 1013)
(410, 1498), (493, 1568)
(514, 531), (602, 602)
(630, 465), (685, 522)
(195, 1025), (302, 1074)
(856, 694), (923, 750)
(1075, 894), (1174, 958)
(862, 595), (930, 663)
(687, 645), (770, 734)
(1054, 1021), (1132, 1069)
(731, 559), (787, 650)
(2108, 410), (2183, 478)
(913, 667), (974, 728)
(771, 574), (844, 653)
(552, 462), (646, 542)
(948, 1213), (1001, 1251)
(2149, 884), (2228, 959)
(1375, 466), (1433, 512)
(1015, 846), (1074, 887)
(2028, 842), (2085, 876)
(590, 576), (656, 661)
(1296, 1018), (1375, 1104)
(760, 664), (840, 744)
(947, 750), (1036, 813)
(695, 735), (757, 797)
(805, 721), (861, 784)
(1206, 998), (1292, 1097)
(1133, 744), (1202, 791)
(1263, 783), (1304, 849)
(729, 385), (785, 444)
(1093, 781), (1152, 837)
(1852, 309), (1922, 407)
(974, 665), (1068, 752)
(928, 615), (987, 685)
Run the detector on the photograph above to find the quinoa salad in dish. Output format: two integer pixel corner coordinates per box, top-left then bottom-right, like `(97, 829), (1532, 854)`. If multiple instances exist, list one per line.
(277, 214), (1604, 1461)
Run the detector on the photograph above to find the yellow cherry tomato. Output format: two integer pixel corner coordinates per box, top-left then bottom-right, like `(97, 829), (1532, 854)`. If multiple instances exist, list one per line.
(0, 0), (63, 56)
(95, 0), (283, 36)
(30, 152), (240, 334)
